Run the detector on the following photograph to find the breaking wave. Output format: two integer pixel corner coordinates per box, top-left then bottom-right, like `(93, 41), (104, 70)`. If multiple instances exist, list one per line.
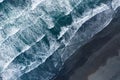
(0, 0), (120, 80)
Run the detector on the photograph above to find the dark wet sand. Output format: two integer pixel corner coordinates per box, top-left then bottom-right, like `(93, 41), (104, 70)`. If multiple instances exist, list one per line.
(54, 7), (120, 80)
(69, 33), (120, 80)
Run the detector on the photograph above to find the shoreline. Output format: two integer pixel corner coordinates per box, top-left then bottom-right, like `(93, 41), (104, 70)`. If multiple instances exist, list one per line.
(54, 7), (120, 80)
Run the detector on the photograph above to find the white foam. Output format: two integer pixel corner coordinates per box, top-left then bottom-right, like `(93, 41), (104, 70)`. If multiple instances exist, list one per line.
(112, 0), (120, 10)
(63, 3), (110, 46)
(58, 0), (73, 15)
(58, 27), (69, 39)
(31, 0), (44, 10)
(18, 3), (111, 77)
(9, 28), (20, 36)
(1, 40), (60, 80)
(0, 0), (3, 3)
(2, 34), (45, 72)
(1, 0), (120, 80)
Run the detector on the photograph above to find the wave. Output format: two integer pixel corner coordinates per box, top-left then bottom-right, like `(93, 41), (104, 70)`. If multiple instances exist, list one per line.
(0, 0), (120, 80)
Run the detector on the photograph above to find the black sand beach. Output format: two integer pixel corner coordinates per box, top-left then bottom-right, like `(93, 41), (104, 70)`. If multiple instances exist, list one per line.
(54, 7), (120, 80)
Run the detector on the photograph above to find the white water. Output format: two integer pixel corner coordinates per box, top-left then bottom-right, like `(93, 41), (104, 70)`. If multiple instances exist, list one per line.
(0, 0), (3, 3)
(0, 0), (120, 80)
